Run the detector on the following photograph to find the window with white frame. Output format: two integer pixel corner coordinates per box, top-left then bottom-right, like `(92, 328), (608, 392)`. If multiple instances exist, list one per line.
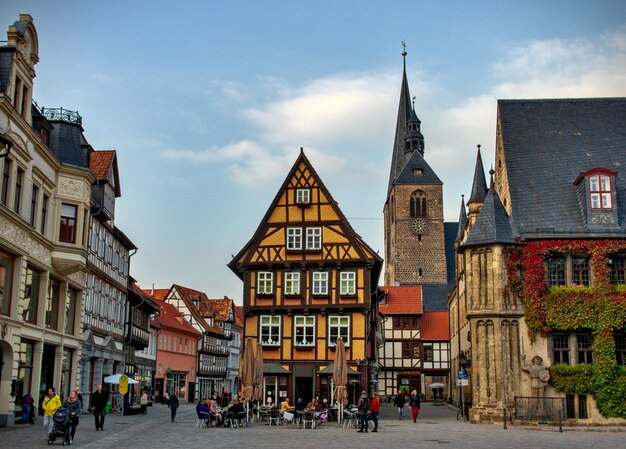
(340, 271), (356, 295)
(312, 272), (328, 296)
(286, 227), (303, 250)
(284, 272), (300, 295)
(257, 272), (274, 295)
(328, 316), (350, 346)
(306, 227), (322, 250)
(260, 315), (281, 345)
(294, 316), (315, 347)
(296, 188), (310, 204)
(589, 174), (612, 209)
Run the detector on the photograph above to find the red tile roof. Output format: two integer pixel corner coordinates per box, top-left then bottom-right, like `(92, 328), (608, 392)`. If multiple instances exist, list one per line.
(421, 311), (450, 341)
(378, 286), (423, 315)
(153, 301), (200, 336)
(233, 305), (244, 326)
(172, 284), (224, 336)
(89, 150), (115, 179)
(143, 288), (170, 302)
(203, 297), (234, 321)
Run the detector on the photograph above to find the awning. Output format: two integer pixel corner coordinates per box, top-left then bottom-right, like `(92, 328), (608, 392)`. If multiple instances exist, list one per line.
(318, 362), (359, 375)
(264, 362), (291, 374)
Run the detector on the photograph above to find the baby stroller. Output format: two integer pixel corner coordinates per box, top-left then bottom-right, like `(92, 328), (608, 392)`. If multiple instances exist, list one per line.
(48, 407), (71, 445)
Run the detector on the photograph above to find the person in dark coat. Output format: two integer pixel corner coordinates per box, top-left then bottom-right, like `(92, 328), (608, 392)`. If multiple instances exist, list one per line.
(63, 391), (81, 443)
(356, 390), (370, 433)
(21, 393), (35, 424)
(90, 384), (108, 431)
(393, 390), (406, 420)
(409, 389), (421, 422)
(169, 392), (180, 422)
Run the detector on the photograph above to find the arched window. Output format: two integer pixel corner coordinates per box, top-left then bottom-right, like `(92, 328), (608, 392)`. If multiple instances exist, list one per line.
(410, 190), (427, 218)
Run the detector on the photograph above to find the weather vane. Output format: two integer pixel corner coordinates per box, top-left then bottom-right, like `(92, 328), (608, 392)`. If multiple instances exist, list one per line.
(401, 40), (407, 56)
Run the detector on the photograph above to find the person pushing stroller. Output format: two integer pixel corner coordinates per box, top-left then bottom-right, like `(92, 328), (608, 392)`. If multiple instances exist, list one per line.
(62, 391), (81, 444)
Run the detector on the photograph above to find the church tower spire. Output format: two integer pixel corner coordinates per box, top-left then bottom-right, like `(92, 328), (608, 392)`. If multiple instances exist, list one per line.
(383, 46), (447, 289)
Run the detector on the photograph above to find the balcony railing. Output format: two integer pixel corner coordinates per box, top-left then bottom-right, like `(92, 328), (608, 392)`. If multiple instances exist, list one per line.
(199, 344), (229, 357)
(41, 107), (82, 125)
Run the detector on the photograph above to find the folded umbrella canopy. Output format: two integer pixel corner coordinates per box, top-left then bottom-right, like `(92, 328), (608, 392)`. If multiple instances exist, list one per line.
(253, 343), (264, 402)
(332, 337), (348, 405)
(240, 338), (255, 402)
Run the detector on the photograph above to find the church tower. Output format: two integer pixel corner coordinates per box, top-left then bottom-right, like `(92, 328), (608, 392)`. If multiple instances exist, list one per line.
(383, 51), (447, 286)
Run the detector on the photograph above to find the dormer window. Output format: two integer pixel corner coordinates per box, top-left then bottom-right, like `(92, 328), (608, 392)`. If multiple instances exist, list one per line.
(589, 174), (612, 209)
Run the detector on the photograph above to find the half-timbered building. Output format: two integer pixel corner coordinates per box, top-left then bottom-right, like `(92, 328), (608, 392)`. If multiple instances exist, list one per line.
(229, 150), (382, 405)
(378, 286), (423, 400)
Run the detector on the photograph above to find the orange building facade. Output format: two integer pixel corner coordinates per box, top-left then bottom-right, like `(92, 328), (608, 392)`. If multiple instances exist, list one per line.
(229, 151), (382, 405)
(152, 301), (200, 402)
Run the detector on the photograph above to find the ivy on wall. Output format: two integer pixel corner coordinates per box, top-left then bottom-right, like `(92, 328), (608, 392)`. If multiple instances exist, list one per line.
(506, 239), (626, 419)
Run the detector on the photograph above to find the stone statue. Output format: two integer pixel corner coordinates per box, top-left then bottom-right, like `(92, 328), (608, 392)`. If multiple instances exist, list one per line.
(522, 355), (550, 397)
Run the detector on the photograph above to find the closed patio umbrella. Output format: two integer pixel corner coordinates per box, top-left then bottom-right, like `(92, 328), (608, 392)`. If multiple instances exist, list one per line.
(253, 343), (264, 402)
(332, 337), (348, 422)
(240, 338), (256, 403)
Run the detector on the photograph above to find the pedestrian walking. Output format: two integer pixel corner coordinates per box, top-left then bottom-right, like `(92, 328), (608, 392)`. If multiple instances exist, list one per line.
(140, 389), (148, 414)
(63, 391), (81, 444)
(169, 392), (179, 422)
(21, 393), (35, 424)
(370, 392), (380, 432)
(393, 390), (406, 420)
(42, 387), (62, 435)
(90, 384), (108, 431)
(356, 390), (370, 433)
(409, 389), (421, 422)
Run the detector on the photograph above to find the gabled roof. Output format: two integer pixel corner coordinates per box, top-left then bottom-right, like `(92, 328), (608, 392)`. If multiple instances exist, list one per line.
(498, 98), (626, 237)
(203, 297), (235, 322)
(464, 186), (515, 247)
(229, 149), (382, 287)
(379, 286), (422, 315)
(421, 311), (450, 341)
(152, 301), (200, 337)
(128, 282), (159, 311)
(90, 149), (121, 197)
(171, 284), (225, 336)
(143, 288), (170, 302)
(392, 150), (442, 186)
(234, 305), (244, 326)
(467, 146), (487, 205)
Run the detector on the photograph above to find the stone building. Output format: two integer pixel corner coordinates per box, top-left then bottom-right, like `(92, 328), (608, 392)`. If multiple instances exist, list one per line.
(449, 98), (626, 425)
(0, 15), (90, 426)
(379, 53), (455, 399)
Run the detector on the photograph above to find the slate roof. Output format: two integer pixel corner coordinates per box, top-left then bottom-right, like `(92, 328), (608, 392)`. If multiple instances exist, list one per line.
(152, 301), (200, 336)
(464, 186), (516, 247)
(0, 47), (16, 95)
(498, 98), (626, 237)
(455, 196), (467, 242)
(421, 311), (450, 341)
(379, 286), (423, 315)
(47, 120), (92, 168)
(443, 221), (458, 287)
(421, 284), (453, 312)
(393, 150), (443, 186)
(467, 146), (487, 204)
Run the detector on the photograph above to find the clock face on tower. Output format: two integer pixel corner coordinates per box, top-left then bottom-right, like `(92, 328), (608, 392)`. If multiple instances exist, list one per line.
(411, 218), (427, 234)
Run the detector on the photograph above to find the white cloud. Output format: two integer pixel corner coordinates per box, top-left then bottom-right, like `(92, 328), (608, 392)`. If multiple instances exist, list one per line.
(162, 29), (626, 200)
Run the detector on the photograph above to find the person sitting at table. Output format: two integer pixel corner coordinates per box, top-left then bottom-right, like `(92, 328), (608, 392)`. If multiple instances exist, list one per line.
(280, 398), (291, 411)
(311, 399), (322, 412)
(225, 397), (246, 425)
(209, 399), (223, 427)
(321, 398), (329, 410)
(295, 398), (305, 412)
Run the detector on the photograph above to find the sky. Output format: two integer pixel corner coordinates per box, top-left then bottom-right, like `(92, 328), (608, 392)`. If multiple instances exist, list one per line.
(2, 1), (625, 303)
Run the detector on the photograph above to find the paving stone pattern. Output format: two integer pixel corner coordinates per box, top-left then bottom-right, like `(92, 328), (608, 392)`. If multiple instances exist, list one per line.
(0, 403), (623, 449)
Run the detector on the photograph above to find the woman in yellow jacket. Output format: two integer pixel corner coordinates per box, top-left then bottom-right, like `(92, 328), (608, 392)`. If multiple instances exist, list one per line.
(42, 387), (62, 435)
